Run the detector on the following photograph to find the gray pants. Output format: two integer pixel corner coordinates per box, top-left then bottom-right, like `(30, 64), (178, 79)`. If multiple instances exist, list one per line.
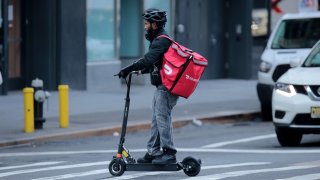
(147, 85), (179, 156)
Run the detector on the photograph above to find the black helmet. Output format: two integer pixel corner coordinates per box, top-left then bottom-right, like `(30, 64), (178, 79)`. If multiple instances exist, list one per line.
(142, 8), (167, 27)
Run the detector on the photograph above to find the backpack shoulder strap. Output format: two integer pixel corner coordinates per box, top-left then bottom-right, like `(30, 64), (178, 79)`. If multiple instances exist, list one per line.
(157, 35), (194, 55)
(157, 34), (174, 42)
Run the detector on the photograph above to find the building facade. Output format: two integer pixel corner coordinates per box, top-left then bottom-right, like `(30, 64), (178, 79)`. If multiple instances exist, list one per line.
(1, 0), (87, 94)
(0, 0), (254, 95)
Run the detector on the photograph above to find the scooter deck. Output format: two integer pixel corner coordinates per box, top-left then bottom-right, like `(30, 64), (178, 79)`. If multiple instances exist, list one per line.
(126, 163), (183, 171)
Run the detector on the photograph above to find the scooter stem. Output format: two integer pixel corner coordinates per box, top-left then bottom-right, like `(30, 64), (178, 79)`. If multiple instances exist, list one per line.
(117, 73), (133, 155)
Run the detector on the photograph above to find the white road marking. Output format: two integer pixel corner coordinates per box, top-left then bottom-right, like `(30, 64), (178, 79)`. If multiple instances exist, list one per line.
(30, 162), (270, 180)
(182, 164), (320, 180)
(0, 161), (109, 178)
(102, 162), (270, 180)
(31, 169), (106, 180)
(276, 173), (320, 180)
(106, 171), (172, 180)
(0, 150), (127, 157)
(177, 148), (320, 154)
(3, 161), (319, 180)
(202, 134), (276, 148)
(2, 147), (320, 158)
(0, 162), (63, 171)
(34, 170), (168, 180)
(0, 149), (147, 157)
(200, 162), (271, 170)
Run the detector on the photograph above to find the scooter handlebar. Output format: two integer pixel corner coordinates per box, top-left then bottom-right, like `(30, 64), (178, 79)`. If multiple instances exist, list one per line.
(114, 71), (140, 78)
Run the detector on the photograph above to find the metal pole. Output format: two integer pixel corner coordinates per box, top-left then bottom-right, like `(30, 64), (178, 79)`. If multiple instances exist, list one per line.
(23, 87), (34, 133)
(267, 0), (272, 37)
(1, 0), (8, 95)
(59, 85), (69, 128)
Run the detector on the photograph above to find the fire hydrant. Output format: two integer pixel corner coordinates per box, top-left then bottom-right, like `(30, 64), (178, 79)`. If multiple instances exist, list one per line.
(31, 78), (50, 129)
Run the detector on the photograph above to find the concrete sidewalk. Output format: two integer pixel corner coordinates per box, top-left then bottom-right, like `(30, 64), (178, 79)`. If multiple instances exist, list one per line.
(0, 79), (260, 147)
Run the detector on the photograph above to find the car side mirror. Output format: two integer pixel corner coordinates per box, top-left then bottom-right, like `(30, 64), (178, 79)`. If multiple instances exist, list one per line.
(290, 58), (302, 68)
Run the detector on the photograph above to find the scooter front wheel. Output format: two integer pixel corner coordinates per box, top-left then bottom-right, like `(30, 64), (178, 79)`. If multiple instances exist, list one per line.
(182, 156), (201, 177)
(109, 159), (126, 176)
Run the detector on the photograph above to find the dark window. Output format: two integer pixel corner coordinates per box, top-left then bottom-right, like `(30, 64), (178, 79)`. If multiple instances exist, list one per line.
(271, 18), (320, 49)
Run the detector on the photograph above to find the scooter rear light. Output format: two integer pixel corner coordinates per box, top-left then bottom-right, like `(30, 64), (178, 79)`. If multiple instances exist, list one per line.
(116, 153), (122, 158)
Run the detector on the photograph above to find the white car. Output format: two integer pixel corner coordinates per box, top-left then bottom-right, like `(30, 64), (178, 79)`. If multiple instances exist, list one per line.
(272, 40), (320, 147)
(257, 12), (320, 120)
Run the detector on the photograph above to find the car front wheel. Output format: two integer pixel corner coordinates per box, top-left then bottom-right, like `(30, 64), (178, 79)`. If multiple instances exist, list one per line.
(275, 127), (302, 147)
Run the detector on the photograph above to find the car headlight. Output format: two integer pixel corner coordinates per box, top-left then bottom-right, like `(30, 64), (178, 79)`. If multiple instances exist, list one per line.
(274, 83), (296, 97)
(259, 61), (272, 73)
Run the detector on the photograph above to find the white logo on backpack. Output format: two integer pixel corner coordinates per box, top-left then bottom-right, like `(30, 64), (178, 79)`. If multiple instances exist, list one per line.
(164, 64), (172, 75)
(186, 74), (199, 82)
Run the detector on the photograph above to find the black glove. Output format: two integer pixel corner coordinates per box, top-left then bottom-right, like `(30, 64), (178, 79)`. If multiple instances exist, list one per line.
(118, 64), (134, 78)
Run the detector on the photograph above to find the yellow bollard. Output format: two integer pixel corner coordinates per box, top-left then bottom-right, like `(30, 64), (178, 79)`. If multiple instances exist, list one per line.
(58, 85), (69, 128)
(23, 88), (34, 133)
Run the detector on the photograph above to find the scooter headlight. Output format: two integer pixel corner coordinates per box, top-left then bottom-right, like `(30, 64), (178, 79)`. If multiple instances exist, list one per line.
(275, 83), (296, 97)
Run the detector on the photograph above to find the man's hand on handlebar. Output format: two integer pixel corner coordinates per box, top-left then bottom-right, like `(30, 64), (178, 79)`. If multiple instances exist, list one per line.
(115, 59), (143, 78)
(115, 70), (141, 79)
(117, 64), (134, 78)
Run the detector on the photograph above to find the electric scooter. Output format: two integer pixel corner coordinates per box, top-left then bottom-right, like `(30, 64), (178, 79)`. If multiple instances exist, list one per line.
(108, 72), (201, 177)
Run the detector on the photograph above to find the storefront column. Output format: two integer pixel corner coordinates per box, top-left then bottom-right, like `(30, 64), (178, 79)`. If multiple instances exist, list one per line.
(1, 0), (8, 95)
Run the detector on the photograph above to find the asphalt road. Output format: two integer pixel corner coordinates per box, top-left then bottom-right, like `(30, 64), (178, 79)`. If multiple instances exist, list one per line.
(1, 119), (320, 180)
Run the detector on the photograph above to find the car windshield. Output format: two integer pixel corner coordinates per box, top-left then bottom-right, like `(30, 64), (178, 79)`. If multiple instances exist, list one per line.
(303, 42), (320, 67)
(271, 18), (320, 49)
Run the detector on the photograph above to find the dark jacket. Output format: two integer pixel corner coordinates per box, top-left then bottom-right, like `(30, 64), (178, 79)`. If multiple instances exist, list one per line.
(132, 29), (171, 86)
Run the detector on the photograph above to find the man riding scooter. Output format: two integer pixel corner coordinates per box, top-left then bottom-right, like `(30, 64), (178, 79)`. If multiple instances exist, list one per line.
(118, 8), (178, 164)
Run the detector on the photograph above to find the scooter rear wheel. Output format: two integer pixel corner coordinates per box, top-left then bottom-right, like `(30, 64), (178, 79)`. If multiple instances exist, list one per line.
(109, 159), (126, 176)
(182, 156), (201, 177)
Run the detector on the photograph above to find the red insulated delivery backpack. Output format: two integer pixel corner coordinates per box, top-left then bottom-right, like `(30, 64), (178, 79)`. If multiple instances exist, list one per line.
(158, 35), (208, 99)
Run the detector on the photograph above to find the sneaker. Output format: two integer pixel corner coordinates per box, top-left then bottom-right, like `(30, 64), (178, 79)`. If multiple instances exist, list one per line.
(152, 154), (176, 164)
(137, 153), (159, 163)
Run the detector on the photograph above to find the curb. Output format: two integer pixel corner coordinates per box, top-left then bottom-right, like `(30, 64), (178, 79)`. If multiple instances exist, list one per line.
(0, 112), (260, 148)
